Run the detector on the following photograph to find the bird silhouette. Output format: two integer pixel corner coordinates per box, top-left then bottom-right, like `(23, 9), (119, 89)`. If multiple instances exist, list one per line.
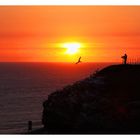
(75, 56), (81, 64)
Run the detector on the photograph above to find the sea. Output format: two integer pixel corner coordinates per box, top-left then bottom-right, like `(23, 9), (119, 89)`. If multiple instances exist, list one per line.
(0, 62), (116, 134)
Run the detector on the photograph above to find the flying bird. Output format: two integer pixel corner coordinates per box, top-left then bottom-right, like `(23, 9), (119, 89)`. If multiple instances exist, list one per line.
(75, 56), (82, 64)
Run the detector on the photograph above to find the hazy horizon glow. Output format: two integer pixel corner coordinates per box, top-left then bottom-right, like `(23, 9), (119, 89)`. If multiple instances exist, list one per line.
(0, 6), (140, 62)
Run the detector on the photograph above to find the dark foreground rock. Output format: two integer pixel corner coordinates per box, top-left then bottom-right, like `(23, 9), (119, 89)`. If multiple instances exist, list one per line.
(42, 64), (140, 134)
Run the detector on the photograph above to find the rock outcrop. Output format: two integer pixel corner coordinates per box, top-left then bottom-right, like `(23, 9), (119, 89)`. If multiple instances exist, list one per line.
(42, 64), (140, 134)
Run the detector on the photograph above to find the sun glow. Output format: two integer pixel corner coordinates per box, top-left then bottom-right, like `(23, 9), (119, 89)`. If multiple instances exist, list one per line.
(63, 43), (81, 54)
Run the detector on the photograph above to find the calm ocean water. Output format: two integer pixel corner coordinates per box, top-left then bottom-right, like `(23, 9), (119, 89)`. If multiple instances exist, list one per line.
(0, 62), (116, 134)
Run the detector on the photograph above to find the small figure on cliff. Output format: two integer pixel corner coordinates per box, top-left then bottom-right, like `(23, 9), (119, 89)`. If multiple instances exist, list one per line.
(121, 53), (127, 65)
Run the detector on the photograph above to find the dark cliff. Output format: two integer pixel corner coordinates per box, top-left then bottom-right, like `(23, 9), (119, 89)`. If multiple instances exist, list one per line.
(42, 64), (140, 134)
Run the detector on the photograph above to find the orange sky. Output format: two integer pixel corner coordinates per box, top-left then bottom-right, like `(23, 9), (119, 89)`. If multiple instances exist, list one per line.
(0, 6), (140, 62)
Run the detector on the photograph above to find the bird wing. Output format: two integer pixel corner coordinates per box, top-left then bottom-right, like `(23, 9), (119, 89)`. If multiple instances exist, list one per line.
(75, 56), (82, 64)
(78, 56), (81, 62)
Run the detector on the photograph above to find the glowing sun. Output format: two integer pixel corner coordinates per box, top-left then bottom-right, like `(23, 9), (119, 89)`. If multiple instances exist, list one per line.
(63, 43), (81, 54)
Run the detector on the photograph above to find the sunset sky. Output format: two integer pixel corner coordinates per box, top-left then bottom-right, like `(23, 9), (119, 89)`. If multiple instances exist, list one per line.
(0, 6), (140, 62)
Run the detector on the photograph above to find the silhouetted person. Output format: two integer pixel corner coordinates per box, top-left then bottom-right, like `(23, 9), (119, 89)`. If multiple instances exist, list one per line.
(121, 54), (127, 65)
(28, 121), (32, 132)
(75, 56), (81, 64)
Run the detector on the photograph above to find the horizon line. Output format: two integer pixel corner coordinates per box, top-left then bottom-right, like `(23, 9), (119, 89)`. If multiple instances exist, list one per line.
(0, 61), (119, 63)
